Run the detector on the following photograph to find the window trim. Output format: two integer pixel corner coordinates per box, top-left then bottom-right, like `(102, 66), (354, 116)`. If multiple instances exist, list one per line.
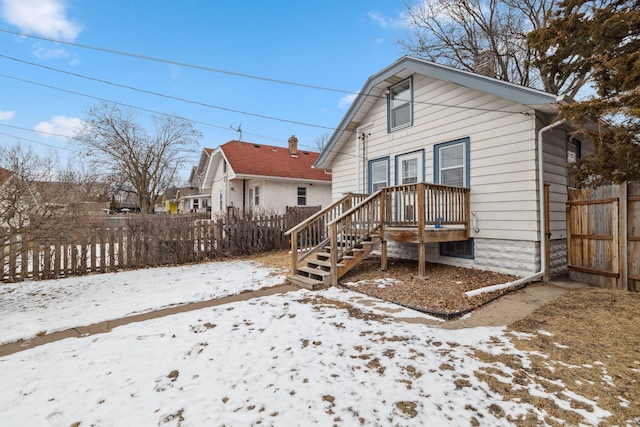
(368, 157), (390, 194)
(395, 149), (425, 185)
(297, 186), (307, 206)
(387, 77), (413, 133)
(433, 137), (471, 188)
(249, 185), (260, 207)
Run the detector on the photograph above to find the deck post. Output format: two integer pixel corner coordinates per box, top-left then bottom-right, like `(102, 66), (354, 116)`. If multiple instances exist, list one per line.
(380, 189), (387, 271)
(381, 240), (387, 271)
(290, 232), (298, 275)
(418, 243), (426, 278)
(329, 222), (338, 287)
(418, 184), (426, 278)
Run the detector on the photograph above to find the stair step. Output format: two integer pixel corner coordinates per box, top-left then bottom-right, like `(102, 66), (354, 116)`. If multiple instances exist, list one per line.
(287, 274), (325, 290)
(308, 259), (344, 269)
(297, 266), (331, 278)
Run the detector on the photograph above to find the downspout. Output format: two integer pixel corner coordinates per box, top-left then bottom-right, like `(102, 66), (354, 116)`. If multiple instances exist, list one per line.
(242, 179), (246, 214)
(466, 118), (567, 298)
(514, 118), (567, 286)
(355, 122), (373, 193)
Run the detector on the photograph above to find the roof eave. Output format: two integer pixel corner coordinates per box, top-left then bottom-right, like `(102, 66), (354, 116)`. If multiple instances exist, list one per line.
(315, 56), (562, 169)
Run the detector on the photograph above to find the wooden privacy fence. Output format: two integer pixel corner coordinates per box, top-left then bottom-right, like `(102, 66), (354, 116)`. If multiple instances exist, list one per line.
(1, 207), (317, 283)
(567, 182), (640, 291)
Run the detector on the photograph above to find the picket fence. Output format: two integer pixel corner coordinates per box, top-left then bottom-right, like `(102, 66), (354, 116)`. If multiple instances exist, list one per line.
(1, 208), (316, 283)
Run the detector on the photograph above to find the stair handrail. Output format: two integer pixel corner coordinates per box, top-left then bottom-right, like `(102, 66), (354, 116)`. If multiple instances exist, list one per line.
(285, 193), (368, 274)
(328, 189), (385, 286)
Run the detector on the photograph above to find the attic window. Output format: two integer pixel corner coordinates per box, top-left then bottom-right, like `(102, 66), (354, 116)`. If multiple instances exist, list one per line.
(303, 151), (309, 155)
(253, 144), (261, 148)
(388, 77), (413, 132)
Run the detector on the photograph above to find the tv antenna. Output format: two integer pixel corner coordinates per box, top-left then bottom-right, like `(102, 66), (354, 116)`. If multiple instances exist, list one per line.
(230, 123), (242, 142)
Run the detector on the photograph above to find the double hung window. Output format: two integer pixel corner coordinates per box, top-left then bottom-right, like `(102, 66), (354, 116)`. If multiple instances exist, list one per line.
(369, 158), (389, 193)
(388, 78), (412, 132)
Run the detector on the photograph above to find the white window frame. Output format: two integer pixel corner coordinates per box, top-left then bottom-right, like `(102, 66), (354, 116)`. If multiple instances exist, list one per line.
(388, 77), (413, 132)
(251, 185), (260, 206)
(395, 150), (424, 185)
(369, 157), (389, 193)
(434, 138), (470, 188)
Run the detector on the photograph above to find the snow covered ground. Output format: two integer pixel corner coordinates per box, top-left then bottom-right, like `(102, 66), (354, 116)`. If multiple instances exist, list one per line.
(0, 260), (613, 426)
(0, 260), (285, 345)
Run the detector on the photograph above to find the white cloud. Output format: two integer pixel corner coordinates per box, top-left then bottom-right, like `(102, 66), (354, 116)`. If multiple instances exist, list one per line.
(33, 42), (69, 59)
(0, 110), (16, 121)
(1, 0), (81, 41)
(338, 93), (357, 109)
(368, 10), (408, 30)
(368, 11), (391, 28)
(34, 115), (84, 138)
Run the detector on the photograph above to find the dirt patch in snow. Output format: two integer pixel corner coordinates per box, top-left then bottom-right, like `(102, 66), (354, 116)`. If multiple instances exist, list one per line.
(491, 287), (640, 426)
(339, 256), (518, 317)
(251, 251), (518, 317)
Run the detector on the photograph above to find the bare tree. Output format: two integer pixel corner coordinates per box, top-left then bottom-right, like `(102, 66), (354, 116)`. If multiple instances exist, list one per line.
(0, 143), (102, 243)
(74, 102), (202, 213)
(399, 0), (588, 97)
(312, 133), (330, 152)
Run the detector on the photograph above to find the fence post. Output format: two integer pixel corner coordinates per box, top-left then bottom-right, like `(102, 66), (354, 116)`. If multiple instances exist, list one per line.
(620, 182), (628, 290)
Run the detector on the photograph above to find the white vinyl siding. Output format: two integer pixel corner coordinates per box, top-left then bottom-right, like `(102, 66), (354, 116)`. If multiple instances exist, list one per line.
(329, 73), (544, 241)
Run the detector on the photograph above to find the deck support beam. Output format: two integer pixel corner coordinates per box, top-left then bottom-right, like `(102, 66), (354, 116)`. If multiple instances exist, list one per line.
(381, 240), (387, 271)
(418, 243), (426, 278)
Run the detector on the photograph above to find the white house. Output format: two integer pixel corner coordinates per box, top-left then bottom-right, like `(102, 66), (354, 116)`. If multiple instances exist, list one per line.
(202, 136), (332, 217)
(287, 56), (590, 289)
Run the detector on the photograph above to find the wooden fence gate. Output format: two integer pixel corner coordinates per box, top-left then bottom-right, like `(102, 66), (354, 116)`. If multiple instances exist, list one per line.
(567, 182), (640, 291)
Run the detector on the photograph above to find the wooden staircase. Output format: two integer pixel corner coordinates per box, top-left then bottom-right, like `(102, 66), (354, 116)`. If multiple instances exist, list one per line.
(285, 183), (470, 290)
(287, 232), (381, 290)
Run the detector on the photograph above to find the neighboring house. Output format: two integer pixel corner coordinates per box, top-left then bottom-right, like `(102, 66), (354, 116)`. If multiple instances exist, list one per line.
(187, 147), (214, 213)
(159, 186), (208, 214)
(0, 167), (11, 187)
(202, 136), (332, 217)
(288, 56), (590, 289)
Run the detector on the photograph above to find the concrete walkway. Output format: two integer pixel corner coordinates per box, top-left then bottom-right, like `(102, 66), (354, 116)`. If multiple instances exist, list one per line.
(0, 279), (589, 357)
(0, 284), (298, 357)
(441, 279), (589, 329)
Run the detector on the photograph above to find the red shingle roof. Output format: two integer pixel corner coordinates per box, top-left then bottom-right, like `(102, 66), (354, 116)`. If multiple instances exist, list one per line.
(221, 140), (330, 182)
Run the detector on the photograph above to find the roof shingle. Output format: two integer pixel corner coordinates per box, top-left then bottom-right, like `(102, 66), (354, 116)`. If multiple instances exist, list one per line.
(221, 140), (330, 181)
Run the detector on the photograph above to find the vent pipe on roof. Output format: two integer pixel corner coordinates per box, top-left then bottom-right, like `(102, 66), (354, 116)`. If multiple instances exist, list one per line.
(288, 135), (298, 155)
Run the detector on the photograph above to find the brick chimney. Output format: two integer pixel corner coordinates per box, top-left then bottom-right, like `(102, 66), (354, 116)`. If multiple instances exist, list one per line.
(474, 50), (496, 78)
(288, 135), (298, 155)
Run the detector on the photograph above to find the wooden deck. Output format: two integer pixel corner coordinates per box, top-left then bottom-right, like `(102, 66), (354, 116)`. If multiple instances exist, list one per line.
(285, 183), (470, 289)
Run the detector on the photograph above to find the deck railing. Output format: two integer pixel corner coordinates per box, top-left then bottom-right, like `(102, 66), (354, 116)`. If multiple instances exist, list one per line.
(329, 190), (385, 285)
(288, 183), (470, 283)
(383, 183), (470, 227)
(326, 183), (470, 285)
(285, 193), (368, 271)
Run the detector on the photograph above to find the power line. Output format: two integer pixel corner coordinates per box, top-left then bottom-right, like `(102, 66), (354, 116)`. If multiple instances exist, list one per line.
(0, 73), (320, 148)
(0, 129), (75, 151)
(0, 28), (524, 115)
(0, 54), (337, 131)
(0, 28), (354, 96)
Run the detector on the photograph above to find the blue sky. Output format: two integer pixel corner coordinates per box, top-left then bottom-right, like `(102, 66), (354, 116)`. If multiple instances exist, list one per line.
(0, 0), (412, 182)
